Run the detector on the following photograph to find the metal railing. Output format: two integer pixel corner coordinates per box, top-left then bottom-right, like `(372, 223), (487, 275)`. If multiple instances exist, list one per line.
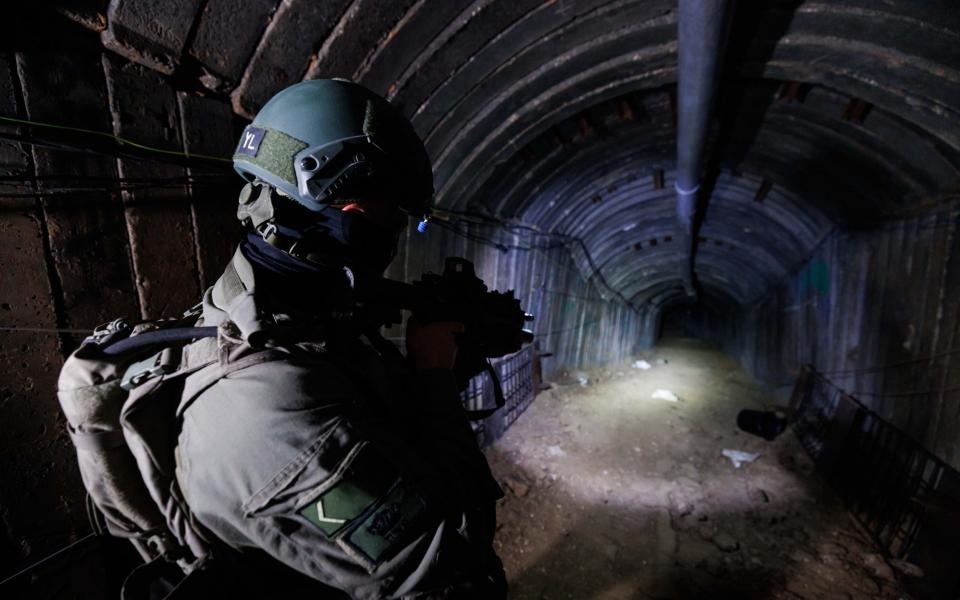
(789, 365), (960, 597)
(460, 345), (537, 447)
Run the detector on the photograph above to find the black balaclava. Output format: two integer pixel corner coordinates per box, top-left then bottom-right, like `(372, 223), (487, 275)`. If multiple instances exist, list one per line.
(241, 231), (353, 314)
(247, 186), (401, 274)
(239, 188), (403, 319)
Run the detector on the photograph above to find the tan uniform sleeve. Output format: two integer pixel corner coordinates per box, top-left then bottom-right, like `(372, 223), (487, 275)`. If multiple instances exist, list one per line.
(177, 356), (505, 599)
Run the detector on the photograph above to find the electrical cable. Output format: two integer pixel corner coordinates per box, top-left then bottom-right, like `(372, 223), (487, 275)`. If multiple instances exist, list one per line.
(849, 385), (960, 398)
(540, 288), (608, 302)
(0, 173), (237, 199)
(816, 368), (960, 399)
(0, 114), (232, 164)
(430, 219), (565, 253)
(539, 317), (602, 337)
(0, 185), (226, 198)
(0, 326), (92, 335)
(0, 532), (98, 588)
(430, 208), (638, 311)
(0, 174), (231, 183)
(818, 348), (960, 377)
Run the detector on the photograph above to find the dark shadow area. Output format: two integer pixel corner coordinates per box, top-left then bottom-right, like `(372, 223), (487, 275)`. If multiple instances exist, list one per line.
(658, 305), (688, 340)
(2, 535), (141, 600)
(657, 302), (731, 345)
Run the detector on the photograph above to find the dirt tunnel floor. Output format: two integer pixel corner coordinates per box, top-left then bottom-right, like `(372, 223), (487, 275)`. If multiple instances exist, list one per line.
(484, 338), (910, 600)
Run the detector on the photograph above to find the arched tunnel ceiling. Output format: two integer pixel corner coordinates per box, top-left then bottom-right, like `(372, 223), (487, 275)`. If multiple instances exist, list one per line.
(52, 0), (960, 312)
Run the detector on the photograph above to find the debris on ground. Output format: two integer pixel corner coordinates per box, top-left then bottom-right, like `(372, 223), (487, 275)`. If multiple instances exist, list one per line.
(713, 532), (740, 552)
(503, 474), (532, 497)
(861, 552), (896, 581)
(485, 339), (909, 599)
(651, 388), (679, 402)
(574, 372), (589, 386)
(722, 448), (760, 468)
(632, 359), (652, 370)
(749, 487), (771, 504)
(890, 558), (924, 579)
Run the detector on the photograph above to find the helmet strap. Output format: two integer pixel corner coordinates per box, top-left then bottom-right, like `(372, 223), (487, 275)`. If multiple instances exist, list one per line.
(257, 223), (342, 269)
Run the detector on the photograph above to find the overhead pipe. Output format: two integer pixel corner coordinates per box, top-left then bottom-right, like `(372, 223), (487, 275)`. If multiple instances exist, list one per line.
(675, 0), (733, 297)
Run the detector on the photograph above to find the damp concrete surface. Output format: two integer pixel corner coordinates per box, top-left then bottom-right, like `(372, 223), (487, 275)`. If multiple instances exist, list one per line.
(484, 337), (912, 599)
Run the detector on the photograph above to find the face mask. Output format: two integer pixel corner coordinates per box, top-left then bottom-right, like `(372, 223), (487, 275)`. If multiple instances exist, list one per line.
(248, 184), (402, 273)
(326, 208), (400, 272)
(279, 206), (398, 273)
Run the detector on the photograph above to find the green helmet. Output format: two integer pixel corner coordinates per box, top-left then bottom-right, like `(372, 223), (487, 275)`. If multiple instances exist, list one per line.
(233, 79), (433, 219)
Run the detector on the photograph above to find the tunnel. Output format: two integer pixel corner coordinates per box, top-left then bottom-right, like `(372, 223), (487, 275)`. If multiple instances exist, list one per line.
(2, 1), (959, 598)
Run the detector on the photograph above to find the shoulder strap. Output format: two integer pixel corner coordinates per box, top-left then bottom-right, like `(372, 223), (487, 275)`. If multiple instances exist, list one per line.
(465, 361), (505, 421)
(103, 327), (218, 357)
(176, 349), (291, 419)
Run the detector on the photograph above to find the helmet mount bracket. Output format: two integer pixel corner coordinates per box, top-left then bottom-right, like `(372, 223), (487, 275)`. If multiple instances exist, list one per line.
(293, 136), (384, 208)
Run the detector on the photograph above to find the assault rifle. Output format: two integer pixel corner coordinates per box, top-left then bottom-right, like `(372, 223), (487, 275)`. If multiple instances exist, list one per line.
(355, 257), (535, 417)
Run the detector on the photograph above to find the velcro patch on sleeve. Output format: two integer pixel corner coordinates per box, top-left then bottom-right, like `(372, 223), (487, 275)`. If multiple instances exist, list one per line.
(341, 479), (428, 568)
(298, 443), (397, 538)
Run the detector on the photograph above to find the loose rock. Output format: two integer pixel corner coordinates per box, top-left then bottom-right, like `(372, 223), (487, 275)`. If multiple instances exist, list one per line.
(504, 475), (531, 497)
(697, 524), (715, 541)
(861, 553), (895, 582)
(713, 533), (740, 552)
(890, 558), (924, 578)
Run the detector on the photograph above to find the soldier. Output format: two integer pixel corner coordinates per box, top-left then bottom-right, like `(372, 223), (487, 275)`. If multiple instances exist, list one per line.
(173, 79), (508, 598)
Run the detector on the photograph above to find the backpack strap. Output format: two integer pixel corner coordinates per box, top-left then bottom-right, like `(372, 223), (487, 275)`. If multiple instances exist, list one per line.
(105, 327), (218, 357)
(110, 329), (218, 391)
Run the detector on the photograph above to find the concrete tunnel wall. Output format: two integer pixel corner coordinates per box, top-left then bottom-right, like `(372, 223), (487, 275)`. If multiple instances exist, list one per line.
(677, 208), (960, 469)
(2, 0), (959, 589)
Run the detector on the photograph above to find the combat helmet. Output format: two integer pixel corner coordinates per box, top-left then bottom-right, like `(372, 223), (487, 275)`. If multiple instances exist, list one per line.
(233, 79), (433, 221)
